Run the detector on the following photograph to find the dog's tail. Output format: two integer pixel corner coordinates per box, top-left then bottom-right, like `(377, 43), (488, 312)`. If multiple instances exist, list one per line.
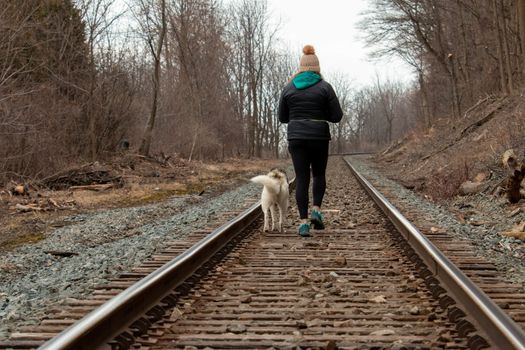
(250, 175), (281, 194)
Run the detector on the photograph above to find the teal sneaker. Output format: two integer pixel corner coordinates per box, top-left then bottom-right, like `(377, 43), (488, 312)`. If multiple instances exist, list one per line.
(310, 210), (325, 230)
(298, 223), (310, 237)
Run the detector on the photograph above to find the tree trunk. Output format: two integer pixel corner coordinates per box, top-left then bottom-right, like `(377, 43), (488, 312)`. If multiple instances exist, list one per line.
(448, 55), (461, 118)
(493, 0), (509, 94)
(502, 11), (514, 93)
(88, 37), (97, 161)
(519, 0), (525, 76)
(457, 0), (473, 105)
(418, 71), (431, 128)
(139, 0), (167, 157)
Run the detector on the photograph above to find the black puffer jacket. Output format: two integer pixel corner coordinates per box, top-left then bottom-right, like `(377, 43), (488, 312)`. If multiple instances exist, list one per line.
(278, 77), (343, 140)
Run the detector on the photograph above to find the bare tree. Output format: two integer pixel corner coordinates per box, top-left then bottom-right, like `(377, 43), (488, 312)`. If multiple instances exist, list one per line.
(78, 0), (127, 160)
(327, 73), (352, 154)
(228, 0), (278, 157)
(134, 0), (167, 156)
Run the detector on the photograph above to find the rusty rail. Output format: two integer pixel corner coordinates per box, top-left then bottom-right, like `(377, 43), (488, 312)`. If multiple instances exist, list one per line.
(39, 202), (262, 350)
(344, 157), (525, 350)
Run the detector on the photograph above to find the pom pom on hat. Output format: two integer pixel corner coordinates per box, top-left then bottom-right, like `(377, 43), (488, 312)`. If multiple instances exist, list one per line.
(303, 45), (315, 55)
(299, 44), (320, 73)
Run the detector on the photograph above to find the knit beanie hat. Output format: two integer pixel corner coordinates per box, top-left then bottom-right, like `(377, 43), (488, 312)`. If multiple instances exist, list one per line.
(299, 45), (320, 73)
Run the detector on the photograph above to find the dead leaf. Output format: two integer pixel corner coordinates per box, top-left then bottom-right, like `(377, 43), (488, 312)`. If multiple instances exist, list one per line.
(501, 221), (525, 240)
(503, 149), (518, 170)
(14, 185), (26, 195)
(501, 233), (524, 240)
(513, 221), (525, 232)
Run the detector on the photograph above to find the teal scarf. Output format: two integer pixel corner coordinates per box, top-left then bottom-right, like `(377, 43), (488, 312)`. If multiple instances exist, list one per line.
(292, 71), (322, 90)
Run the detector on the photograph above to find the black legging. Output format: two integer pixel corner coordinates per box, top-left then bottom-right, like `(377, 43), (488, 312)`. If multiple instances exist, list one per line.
(288, 139), (329, 219)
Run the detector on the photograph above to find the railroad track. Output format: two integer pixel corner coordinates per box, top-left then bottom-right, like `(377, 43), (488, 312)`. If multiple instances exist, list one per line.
(2, 156), (525, 349)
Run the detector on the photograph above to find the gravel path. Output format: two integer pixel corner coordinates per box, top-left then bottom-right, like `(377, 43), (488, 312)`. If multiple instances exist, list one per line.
(348, 155), (525, 290)
(0, 181), (262, 338)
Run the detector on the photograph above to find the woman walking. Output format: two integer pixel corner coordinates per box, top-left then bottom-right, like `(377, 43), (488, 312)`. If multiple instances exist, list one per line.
(278, 45), (343, 237)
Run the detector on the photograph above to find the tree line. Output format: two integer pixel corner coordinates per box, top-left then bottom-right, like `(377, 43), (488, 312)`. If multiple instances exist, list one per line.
(8, 0), (519, 182)
(363, 0), (525, 128)
(0, 0), (297, 181)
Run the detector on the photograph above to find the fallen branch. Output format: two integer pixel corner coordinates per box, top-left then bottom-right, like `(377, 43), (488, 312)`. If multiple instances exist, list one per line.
(421, 101), (505, 162)
(69, 184), (114, 191)
(13, 203), (44, 212)
(41, 163), (120, 190)
(460, 99), (506, 137)
(420, 143), (455, 161)
(462, 95), (493, 119)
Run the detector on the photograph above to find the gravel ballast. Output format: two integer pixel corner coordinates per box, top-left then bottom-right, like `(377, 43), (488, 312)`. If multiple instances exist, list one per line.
(0, 181), (261, 338)
(3, 155), (525, 340)
(348, 155), (525, 289)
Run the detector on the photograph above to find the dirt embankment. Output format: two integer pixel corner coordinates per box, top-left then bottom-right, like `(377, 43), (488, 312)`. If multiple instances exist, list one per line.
(0, 154), (287, 252)
(377, 94), (525, 201)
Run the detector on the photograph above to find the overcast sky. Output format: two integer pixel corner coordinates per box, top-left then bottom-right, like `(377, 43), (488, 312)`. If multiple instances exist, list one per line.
(114, 0), (414, 87)
(266, 0), (414, 87)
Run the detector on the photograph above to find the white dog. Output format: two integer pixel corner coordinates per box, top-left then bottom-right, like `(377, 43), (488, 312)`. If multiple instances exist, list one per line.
(250, 168), (289, 232)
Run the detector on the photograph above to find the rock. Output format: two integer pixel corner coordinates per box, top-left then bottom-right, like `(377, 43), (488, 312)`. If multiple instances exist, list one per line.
(370, 329), (396, 336)
(437, 332), (453, 343)
(240, 295), (252, 303)
(306, 318), (323, 327)
(473, 172), (487, 182)
(430, 226), (446, 233)
(369, 295), (387, 303)
(226, 324), (246, 334)
(459, 181), (485, 195)
(170, 307), (183, 321)
(296, 276), (307, 286)
(334, 255), (347, 266)
(498, 302), (510, 309)
(409, 306), (420, 315)
(333, 319), (354, 328)
(325, 340), (338, 350)
(295, 320), (307, 329)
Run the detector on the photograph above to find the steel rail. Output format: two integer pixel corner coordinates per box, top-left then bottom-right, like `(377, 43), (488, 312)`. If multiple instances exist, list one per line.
(345, 157), (525, 350)
(39, 200), (264, 350)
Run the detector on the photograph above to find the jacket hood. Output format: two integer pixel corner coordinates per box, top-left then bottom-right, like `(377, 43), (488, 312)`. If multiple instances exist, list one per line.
(292, 71), (322, 90)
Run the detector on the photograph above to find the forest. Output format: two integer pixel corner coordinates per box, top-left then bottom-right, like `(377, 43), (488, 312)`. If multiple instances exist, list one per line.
(2, 0), (525, 181)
